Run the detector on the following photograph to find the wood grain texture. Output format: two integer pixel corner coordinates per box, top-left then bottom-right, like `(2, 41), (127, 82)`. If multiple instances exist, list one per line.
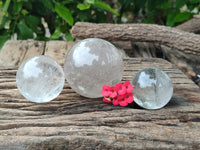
(71, 22), (200, 87)
(0, 58), (200, 150)
(71, 22), (200, 56)
(45, 41), (75, 64)
(176, 15), (200, 33)
(0, 40), (75, 68)
(0, 40), (45, 67)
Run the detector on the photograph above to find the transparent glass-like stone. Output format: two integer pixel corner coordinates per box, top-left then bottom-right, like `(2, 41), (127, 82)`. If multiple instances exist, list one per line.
(16, 55), (65, 103)
(131, 68), (173, 109)
(64, 38), (124, 98)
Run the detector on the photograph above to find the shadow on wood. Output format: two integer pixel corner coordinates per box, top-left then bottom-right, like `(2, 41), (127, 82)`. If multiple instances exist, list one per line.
(0, 58), (200, 149)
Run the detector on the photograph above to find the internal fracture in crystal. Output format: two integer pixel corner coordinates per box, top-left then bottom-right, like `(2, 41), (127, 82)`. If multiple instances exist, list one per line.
(131, 68), (173, 109)
(16, 55), (65, 103)
(64, 38), (124, 98)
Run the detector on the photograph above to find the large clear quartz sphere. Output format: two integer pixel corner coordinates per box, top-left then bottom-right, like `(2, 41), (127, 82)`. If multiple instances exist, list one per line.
(16, 55), (65, 103)
(131, 68), (173, 109)
(64, 38), (124, 98)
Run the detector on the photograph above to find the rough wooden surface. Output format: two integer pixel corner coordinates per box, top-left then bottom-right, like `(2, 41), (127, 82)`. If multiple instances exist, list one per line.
(0, 40), (128, 68)
(0, 56), (200, 149)
(176, 15), (200, 33)
(0, 40), (74, 67)
(45, 41), (75, 64)
(0, 40), (45, 67)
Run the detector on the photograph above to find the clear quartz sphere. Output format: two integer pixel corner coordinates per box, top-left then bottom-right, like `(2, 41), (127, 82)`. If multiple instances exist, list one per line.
(131, 68), (173, 109)
(64, 38), (124, 98)
(16, 55), (65, 103)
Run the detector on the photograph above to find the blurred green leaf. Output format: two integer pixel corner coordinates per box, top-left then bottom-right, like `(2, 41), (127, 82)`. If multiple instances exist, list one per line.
(3, 0), (11, 13)
(93, 1), (119, 16)
(0, 35), (10, 50)
(85, 0), (95, 4)
(190, 0), (200, 3)
(77, 3), (91, 10)
(0, 16), (9, 29)
(55, 3), (74, 26)
(167, 11), (192, 26)
(65, 33), (74, 41)
(21, 9), (29, 16)
(77, 11), (91, 21)
(176, 0), (187, 8)
(17, 21), (34, 39)
(59, 24), (69, 33)
(174, 12), (192, 23)
(25, 15), (45, 35)
(166, 11), (178, 26)
(25, 15), (40, 30)
(41, 0), (54, 11)
(51, 31), (61, 39)
(23, 1), (32, 10)
(157, 2), (171, 9)
(118, 0), (132, 10)
(13, 0), (23, 13)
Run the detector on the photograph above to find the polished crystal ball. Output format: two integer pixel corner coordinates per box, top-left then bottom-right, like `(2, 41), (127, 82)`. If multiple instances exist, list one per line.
(131, 68), (173, 109)
(16, 55), (65, 103)
(64, 38), (124, 98)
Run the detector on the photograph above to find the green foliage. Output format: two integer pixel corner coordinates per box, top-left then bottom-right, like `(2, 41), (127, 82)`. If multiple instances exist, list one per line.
(17, 20), (34, 39)
(92, 1), (119, 16)
(55, 2), (74, 26)
(77, 3), (91, 10)
(0, 0), (200, 49)
(0, 0), (119, 49)
(118, 0), (199, 26)
(2, 0), (11, 13)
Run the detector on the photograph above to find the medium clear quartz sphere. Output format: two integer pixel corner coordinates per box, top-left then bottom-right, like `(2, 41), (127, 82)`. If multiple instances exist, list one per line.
(16, 55), (65, 103)
(64, 38), (124, 98)
(131, 68), (173, 109)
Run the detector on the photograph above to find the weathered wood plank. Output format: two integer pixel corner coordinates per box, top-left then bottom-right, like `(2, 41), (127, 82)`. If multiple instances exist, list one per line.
(0, 40), (75, 67)
(0, 40), (45, 67)
(0, 58), (200, 149)
(45, 41), (75, 64)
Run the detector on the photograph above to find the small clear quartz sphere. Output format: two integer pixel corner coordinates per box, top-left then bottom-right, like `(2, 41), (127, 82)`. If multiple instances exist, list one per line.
(16, 55), (65, 103)
(131, 68), (173, 109)
(64, 38), (124, 98)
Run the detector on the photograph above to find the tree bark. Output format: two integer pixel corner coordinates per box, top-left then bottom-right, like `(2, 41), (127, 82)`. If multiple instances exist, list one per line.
(71, 22), (200, 56)
(176, 15), (200, 33)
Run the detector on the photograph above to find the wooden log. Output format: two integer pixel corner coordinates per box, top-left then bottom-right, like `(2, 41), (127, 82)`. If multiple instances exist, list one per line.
(176, 15), (200, 33)
(45, 41), (74, 64)
(71, 22), (200, 56)
(161, 45), (200, 86)
(71, 22), (200, 86)
(98, 15), (200, 58)
(0, 58), (200, 149)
